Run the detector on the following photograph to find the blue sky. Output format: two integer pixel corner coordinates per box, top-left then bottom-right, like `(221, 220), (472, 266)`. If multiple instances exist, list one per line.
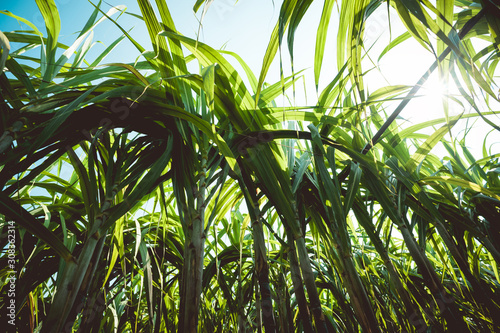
(0, 1), (337, 94)
(0, 0), (415, 97)
(0, 1), (286, 80)
(1, 0), (498, 156)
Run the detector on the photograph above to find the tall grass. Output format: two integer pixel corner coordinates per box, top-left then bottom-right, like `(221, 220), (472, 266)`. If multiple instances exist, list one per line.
(1, 0), (499, 332)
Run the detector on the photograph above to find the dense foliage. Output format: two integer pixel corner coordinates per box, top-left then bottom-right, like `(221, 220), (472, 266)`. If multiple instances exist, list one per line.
(1, 0), (500, 332)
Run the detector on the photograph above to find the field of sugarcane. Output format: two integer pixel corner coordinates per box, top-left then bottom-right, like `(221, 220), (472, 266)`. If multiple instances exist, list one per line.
(1, 0), (500, 332)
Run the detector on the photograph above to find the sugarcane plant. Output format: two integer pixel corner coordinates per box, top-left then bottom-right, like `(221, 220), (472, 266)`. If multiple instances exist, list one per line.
(1, 0), (500, 332)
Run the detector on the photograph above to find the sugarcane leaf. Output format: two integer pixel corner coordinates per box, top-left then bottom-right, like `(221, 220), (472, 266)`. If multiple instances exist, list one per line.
(314, 0), (335, 89)
(404, 112), (462, 173)
(35, 0), (61, 85)
(30, 84), (101, 154)
(99, 138), (173, 232)
(0, 192), (75, 262)
(419, 176), (500, 201)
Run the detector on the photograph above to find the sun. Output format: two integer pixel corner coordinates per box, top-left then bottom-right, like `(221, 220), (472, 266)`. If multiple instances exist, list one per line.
(374, 45), (458, 125)
(406, 71), (459, 124)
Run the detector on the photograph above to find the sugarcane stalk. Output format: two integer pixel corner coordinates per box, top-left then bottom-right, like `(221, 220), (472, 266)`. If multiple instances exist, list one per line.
(178, 145), (207, 332)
